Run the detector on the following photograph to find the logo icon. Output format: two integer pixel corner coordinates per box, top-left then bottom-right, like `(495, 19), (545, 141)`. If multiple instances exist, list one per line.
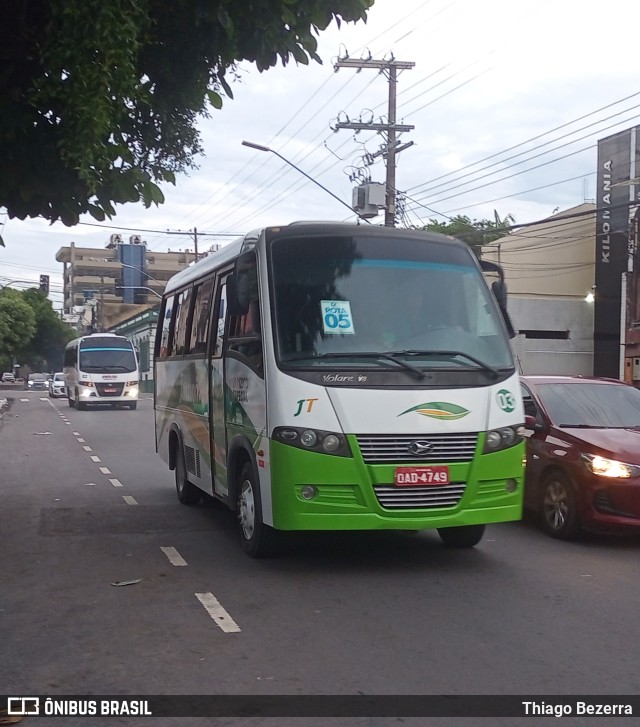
(399, 402), (470, 420)
(496, 389), (516, 412)
(408, 440), (433, 456)
(7, 698), (40, 716)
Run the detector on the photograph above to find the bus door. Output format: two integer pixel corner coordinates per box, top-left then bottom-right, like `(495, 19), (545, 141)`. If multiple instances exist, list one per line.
(209, 274), (230, 498)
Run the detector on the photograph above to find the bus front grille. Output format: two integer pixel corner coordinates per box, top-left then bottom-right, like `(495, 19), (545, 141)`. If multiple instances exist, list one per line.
(355, 433), (478, 464)
(373, 484), (466, 509)
(95, 383), (124, 397)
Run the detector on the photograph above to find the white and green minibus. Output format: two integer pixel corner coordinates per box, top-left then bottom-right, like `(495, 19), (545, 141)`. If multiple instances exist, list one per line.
(154, 222), (525, 556)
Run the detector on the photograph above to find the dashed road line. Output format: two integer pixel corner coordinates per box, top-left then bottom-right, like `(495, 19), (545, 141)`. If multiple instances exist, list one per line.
(122, 495), (138, 506)
(83, 445), (93, 451)
(161, 546), (188, 566)
(195, 593), (241, 633)
(109, 478), (123, 488)
(90, 455), (101, 462)
(99, 466), (112, 475)
(73, 431), (80, 436)
(77, 437), (86, 442)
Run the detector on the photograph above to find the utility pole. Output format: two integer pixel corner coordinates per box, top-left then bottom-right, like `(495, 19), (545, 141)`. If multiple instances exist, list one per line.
(333, 57), (415, 226)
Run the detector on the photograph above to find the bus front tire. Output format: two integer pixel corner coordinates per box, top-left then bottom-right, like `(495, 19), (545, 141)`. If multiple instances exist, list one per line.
(128, 402), (137, 410)
(75, 391), (87, 411)
(175, 441), (201, 505)
(237, 462), (279, 558)
(437, 524), (485, 548)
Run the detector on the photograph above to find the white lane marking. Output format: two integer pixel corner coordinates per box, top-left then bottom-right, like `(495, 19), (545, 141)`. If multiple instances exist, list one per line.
(90, 455), (101, 462)
(73, 431), (80, 435)
(122, 495), (138, 505)
(83, 445), (93, 451)
(161, 546), (188, 567)
(84, 483), (97, 487)
(109, 478), (123, 488)
(20, 398), (28, 402)
(195, 593), (241, 633)
(77, 437), (86, 442)
(39, 397), (48, 401)
(99, 466), (112, 475)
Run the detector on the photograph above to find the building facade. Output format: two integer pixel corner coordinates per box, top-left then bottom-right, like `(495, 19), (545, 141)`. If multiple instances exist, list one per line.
(482, 203), (596, 376)
(55, 235), (197, 330)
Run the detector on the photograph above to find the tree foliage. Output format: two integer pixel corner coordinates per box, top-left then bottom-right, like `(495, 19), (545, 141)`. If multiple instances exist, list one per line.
(417, 211), (515, 256)
(0, 0), (373, 240)
(0, 289), (37, 362)
(0, 287), (74, 371)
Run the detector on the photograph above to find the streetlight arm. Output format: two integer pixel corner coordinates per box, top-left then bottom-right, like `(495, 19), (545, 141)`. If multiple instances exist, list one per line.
(242, 140), (369, 223)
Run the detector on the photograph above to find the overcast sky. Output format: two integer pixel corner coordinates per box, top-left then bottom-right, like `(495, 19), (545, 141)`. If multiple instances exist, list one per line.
(2, 0), (639, 309)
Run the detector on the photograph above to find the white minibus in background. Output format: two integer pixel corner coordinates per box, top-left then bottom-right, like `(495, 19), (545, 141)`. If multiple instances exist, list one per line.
(64, 333), (139, 410)
(154, 222), (524, 557)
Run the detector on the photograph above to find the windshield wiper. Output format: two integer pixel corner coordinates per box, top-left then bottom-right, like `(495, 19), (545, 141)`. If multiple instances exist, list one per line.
(390, 349), (501, 378)
(287, 351), (426, 379)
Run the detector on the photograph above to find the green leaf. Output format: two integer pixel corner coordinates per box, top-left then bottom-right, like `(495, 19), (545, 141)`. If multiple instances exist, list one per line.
(207, 90), (223, 109)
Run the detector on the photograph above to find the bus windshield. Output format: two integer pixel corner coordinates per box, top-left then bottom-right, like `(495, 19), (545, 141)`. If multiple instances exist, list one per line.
(270, 233), (514, 371)
(79, 338), (137, 373)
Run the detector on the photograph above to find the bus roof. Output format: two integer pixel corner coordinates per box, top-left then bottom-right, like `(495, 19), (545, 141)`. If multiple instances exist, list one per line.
(65, 333), (132, 348)
(162, 222), (468, 296)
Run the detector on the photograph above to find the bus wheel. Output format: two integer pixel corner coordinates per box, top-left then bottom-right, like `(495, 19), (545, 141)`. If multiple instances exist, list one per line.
(75, 391), (87, 411)
(437, 524), (485, 548)
(68, 394), (75, 408)
(175, 441), (201, 505)
(237, 462), (279, 558)
(128, 402), (137, 410)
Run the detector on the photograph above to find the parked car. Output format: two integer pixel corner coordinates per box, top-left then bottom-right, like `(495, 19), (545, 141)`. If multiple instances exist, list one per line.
(49, 372), (66, 398)
(1, 372), (15, 383)
(25, 373), (50, 391)
(521, 375), (640, 539)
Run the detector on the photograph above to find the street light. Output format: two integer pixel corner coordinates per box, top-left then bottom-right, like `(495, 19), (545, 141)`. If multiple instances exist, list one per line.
(241, 140), (369, 222)
(119, 262), (165, 286)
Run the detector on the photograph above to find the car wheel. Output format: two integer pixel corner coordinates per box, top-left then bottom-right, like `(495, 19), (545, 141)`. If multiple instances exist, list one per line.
(237, 462), (280, 558)
(539, 471), (581, 540)
(437, 524), (486, 548)
(175, 440), (201, 505)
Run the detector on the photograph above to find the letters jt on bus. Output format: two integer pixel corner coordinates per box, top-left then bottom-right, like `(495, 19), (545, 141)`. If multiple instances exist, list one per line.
(63, 333), (139, 410)
(154, 222), (525, 556)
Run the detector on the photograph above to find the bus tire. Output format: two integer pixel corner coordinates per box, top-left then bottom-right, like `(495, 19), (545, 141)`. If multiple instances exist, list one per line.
(75, 391), (87, 411)
(237, 462), (279, 558)
(68, 394), (75, 408)
(175, 441), (201, 505)
(128, 402), (137, 410)
(437, 524), (485, 548)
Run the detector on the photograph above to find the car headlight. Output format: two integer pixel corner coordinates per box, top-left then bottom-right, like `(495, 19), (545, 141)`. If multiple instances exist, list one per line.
(273, 426), (352, 458)
(483, 425), (524, 453)
(582, 453), (640, 479)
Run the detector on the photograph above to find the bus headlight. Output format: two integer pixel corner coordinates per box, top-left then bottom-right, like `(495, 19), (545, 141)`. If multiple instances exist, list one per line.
(273, 426), (352, 458)
(125, 385), (139, 398)
(483, 426), (523, 453)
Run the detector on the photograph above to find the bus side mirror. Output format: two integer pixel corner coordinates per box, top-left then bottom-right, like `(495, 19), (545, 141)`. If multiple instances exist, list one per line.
(227, 273), (249, 316)
(491, 280), (516, 339)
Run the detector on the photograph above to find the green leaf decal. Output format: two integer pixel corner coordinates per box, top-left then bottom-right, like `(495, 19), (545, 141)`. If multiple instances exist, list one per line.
(399, 402), (470, 420)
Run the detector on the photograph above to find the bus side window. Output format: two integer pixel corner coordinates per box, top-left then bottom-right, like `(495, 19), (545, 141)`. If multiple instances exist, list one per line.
(189, 277), (215, 355)
(227, 256), (263, 374)
(172, 289), (193, 357)
(158, 294), (176, 358)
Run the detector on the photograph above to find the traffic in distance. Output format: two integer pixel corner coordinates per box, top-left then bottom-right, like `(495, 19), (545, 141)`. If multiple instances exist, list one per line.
(153, 222), (526, 557)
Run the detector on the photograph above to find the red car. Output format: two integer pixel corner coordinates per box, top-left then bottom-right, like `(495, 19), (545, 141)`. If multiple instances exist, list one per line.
(521, 375), (640, 539)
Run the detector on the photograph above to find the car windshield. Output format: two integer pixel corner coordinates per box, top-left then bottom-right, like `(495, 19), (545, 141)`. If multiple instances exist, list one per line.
(53, 373), (64, 381)
(537, 382), (640, 428)
(30, 374), (48, 381)
(270, 233), (514, 371)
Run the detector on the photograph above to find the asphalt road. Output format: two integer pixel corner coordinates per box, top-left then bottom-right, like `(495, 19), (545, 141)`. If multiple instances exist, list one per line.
(1, 391), (640, 726)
